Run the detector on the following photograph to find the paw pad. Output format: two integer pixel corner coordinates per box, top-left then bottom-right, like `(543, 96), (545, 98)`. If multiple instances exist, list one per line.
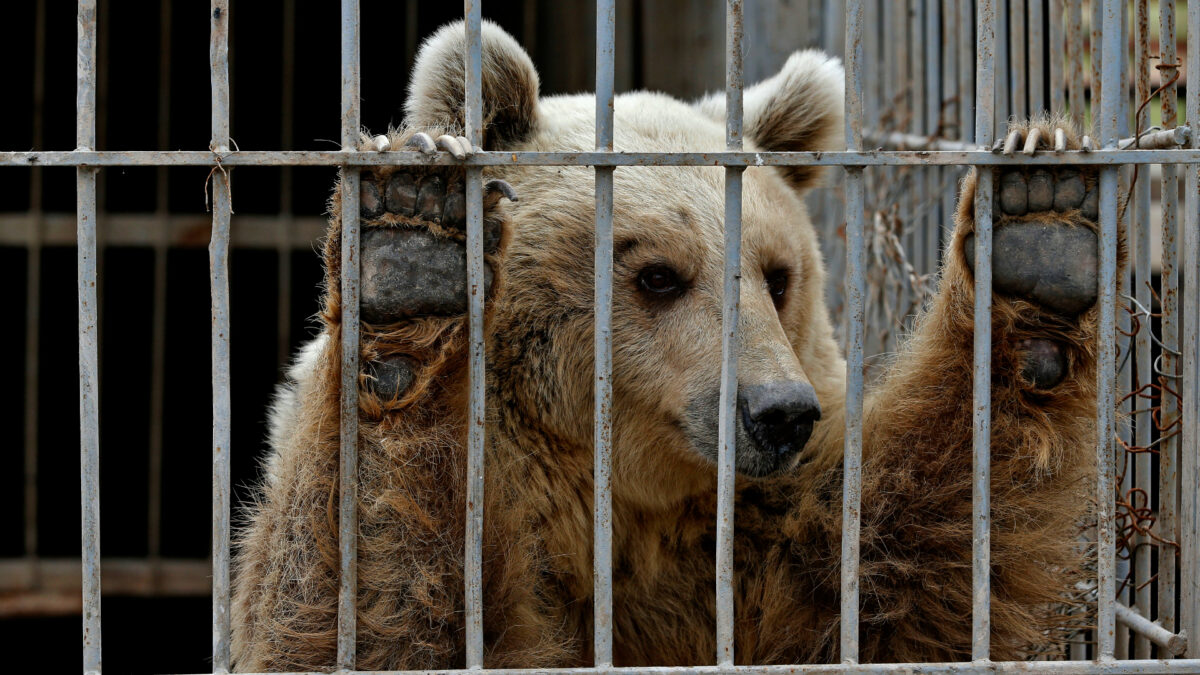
(1014, 338), (1067, 389)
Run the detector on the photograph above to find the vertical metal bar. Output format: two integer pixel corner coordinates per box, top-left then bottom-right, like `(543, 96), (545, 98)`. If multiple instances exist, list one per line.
(25, 0), (47, 587)
(1095, 0), (1122, 661)
(1066, 0), (1084, 128)
(840, 0), (864, 664)
(77, 0), (101, 672)
(1029, 0), (1044, 114)
(1010, 0), (1027, 119)
(1090, 0), (1103, 130)
(1115, 0), (1131, 659)
(209, 1), (232, 672)
(942, 0), (960, 256)
(716, 0), (743, 666)
(960, 0), (975, 144)
(1179, 0), (1200, 652)
(923, 0), (940, 275)
(1131, 0), (1152, 659)
(910, 0), (926, 280)
(1158, 0), (1180, 641)
(147, 0), (173, 590)
(593, 0), (615, 667)
(1094, 0), (1108, 130)
(463, 1), (485, 668)
(994, 1), (1009, 139)
(337, 0), (361, 669)
(971, 0), (996, 662)
(1050, 0), (1065, 113)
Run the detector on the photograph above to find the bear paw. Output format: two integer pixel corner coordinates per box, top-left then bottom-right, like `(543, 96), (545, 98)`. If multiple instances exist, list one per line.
(345, 132), (515, 406)
(962, 127), (1104, 318)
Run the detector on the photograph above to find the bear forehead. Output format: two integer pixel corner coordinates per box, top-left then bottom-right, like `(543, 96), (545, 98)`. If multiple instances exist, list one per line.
(518, 92), (809, 243)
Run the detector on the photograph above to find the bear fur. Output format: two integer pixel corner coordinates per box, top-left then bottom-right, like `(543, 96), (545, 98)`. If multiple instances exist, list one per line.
(232, 21), (1106, 671)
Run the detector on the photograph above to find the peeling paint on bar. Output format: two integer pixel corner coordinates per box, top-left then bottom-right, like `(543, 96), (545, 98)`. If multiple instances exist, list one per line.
(464, 1), (486, 669)
(1131, 0), (1153, 660)
(716, 0), (743, 666)
(972, 0), (996, 662)
(1181, 0), (1200, 654)
(209, 1), (233, 672)
(337, 0), (361, 670)
(1096, 0), (1123, 661)
(1114, 604), (1188, 656)
(1158, 0), (1181, 643)
(839, 0), (863, 665)
(76, 0), (102, 673)
(594, 0), (616, 667)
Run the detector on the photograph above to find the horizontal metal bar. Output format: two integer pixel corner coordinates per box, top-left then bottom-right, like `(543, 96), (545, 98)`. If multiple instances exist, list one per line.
(167, 660), (1200, 675)
(9, 149), (1200, 167)
(1116, 604), (1189, 656)
(0, 213), (325, 248)
(864, 127), (1192, 152)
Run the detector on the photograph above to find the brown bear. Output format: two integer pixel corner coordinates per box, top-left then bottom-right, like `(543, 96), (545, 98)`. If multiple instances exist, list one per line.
(232, 20), (1112, 671)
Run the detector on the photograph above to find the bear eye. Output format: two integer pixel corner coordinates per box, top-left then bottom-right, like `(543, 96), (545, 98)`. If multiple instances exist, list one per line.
(766, 268), (789, 310)
(637, 265), (685, 299)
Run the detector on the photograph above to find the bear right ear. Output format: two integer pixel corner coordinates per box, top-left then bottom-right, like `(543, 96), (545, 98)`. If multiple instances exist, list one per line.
(405, 20), (541, 151)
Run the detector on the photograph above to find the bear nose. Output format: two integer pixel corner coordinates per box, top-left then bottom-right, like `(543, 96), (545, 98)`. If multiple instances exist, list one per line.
(738, 381), (822, 459)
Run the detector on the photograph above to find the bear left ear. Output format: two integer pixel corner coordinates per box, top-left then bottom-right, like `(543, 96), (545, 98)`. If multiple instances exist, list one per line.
(405, 20), (540, 150)
(696, 50), (845, 193)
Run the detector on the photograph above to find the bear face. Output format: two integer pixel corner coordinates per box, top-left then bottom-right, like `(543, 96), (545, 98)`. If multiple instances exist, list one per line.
(403, 22), (850, 499)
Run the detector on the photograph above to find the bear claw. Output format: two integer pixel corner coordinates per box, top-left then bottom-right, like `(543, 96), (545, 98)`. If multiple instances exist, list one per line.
(366, 355), (416, 400)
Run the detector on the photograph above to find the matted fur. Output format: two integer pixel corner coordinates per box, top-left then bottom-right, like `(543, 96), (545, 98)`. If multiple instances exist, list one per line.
(232, 23), (1113, 671)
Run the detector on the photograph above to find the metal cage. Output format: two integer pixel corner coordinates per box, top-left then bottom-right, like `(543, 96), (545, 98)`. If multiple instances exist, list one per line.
(1, 0), (1198, 672)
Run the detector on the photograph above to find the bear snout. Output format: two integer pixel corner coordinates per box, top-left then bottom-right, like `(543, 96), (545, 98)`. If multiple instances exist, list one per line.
(737, 381), (822, 466)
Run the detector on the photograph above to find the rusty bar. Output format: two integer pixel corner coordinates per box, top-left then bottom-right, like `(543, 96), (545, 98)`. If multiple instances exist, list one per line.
(1115, 604), (1189, 656)
(1180, 0), (1200, 652)
(716, 0), (743, 666)
(337, 0), (361, 669)
(1095, 0), (1122, 661)
(209, 1), (232, 671)
(76, 0), (101, 671)
(840, 0), (864, 664)
(971, 0), (997, 661)
(1131, 0), (1152, 659)
(593, 0), (615, 666)
(464, 0), (486, 668)
(1159, 0), (1181, 642)
(1066, 0), (1084, 128)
